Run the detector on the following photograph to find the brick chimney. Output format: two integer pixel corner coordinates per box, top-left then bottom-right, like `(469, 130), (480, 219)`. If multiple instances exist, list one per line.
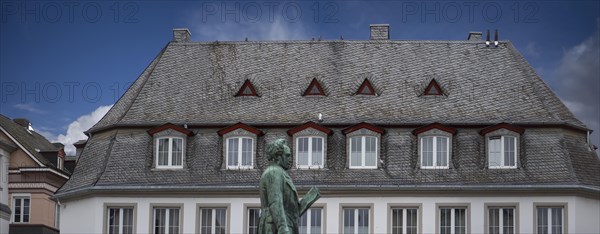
(173, 28), (191, 43)
(370, 24), (390, 40)
(467, 32), (482, 41)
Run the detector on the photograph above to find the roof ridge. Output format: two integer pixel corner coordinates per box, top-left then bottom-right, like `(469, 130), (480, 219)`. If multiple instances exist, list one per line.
(88, 43), (171, 133)
(91, 130), (119, 187)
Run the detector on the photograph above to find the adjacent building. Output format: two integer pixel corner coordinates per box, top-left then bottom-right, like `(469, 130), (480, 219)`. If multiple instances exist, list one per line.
(55, 26), (600, 233)
(0, 116), (71, 234)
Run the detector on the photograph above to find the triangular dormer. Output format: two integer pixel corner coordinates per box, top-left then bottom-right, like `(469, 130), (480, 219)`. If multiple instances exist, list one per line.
(303, 78), (326, 96)
(356, 79), (376, 95)
(423, 79), (443, 96)
(235, 79), (258, 97)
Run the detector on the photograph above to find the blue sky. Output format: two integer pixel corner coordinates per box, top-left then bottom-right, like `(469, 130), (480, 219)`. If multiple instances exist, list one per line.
(1, 0), (599, 154)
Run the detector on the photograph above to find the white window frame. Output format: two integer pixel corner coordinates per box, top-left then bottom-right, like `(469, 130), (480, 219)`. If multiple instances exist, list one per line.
(225, 137), (254, 169)
(420, 136), (450, 169)
(438, 207), (468, 234)
(488, 135), (518, 169)
(342, 207), (371, 234)
(390, 207), (419, 234)
(11, 194), (31, 223)
(246, 207), (261, 234)
(57, 157), (63, 170)
(155, 137), (185, 169)
(487, 207), (516, 234)
(299, 207), (323, 234)
(295, 136), (325, 169)
(153, 207), (181, 234)
(535, 206), (565, 234)
(107, 207), (135, 234)
(348, 136), (378, 169)
(199, 207), (227, 234)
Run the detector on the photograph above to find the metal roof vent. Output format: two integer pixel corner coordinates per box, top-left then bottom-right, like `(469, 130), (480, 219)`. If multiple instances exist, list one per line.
(370, 24), (390, 40)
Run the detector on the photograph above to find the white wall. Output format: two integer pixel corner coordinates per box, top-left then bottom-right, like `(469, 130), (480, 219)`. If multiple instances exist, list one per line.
(59, 194), (600, 233)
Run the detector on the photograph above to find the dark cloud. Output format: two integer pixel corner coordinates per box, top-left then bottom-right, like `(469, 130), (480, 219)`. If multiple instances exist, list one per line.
(554, 22), (600, 149)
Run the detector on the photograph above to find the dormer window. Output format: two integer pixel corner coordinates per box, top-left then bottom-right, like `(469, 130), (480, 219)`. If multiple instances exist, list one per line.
(413, 123), (456, 169)
(218, 123), (264, 169)
(303, 78), (326, 96)
(287, 122), (332, 169)
(343, 122), (384, 169)
(235, 79), (259, 97)
(480, 123), (524, 169)
(148, 123), (193, 169)
(356, 79), (376, 96)
(422, 79), (444, 96)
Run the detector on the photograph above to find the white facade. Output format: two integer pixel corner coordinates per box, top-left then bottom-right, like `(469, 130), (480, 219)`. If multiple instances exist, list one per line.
(59, 194), (600, 233)
(0, 149), (10, 234)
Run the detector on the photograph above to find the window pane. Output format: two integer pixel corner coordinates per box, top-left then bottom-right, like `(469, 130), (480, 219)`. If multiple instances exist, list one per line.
(299, 210), (308, 234)
(248, 208), (261, 234)
(227, 138), (238, 166)
(504, 136), (516, 166)
(242, 138), (253, 166)
(489, 137), (502, 167)
(440, 209), (451, 234)
(391, 209), (402, 234)
(23, 198), (30, 223)
(489, 208), (499, 234)
(422, 137), (433, 167)
(201, 209), (211, 234)
(14, 198), (21, 222)
(552, 208), (563, 234)
(108, 208), (119, 234)
(172, 138), (183, 166)
(436, 137), (448, 166)
(155, 209), (166, 234)
(358, 208), (369, 234)
(297, 138), (309, 166)
(537, 208), (548, 234)
(311, 208), (322, 234)
(454, 209), (466, 234)
(503, 208), (514, 234)
(343, 209), (355, 234)
(407, 209), (418, 234)
(169, 208), (180, 234)
(158, 138), (169, 166)
(365, 137), (377, 167)
(350, 137), (362, 167)
(312, 138), (323, 166)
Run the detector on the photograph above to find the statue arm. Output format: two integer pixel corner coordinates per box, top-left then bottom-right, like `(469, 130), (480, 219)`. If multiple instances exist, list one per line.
(299, 186), (321, 217)
(265, 170), (293, 234)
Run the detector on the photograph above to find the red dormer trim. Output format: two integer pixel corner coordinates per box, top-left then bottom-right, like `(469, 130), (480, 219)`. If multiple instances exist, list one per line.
(423, 79), (444, 96)
(303, 78), (326, 96)
(235, 79), (259, 97)
(218, 122), (264, 136)
(343, 122), (385, 135)
(412, 122), (457, 135)
(356, 79), (376, 95)
(147, 123), (194, 137)
(287, 121), (333, 136)
(479, 123), (525, 136)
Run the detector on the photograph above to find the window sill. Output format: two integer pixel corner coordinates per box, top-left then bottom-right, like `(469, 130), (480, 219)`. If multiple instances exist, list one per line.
(225, 167), (255, 170)
(420, 166), (450, 169)
(488, 166), (518, 169)
(349, 167), (378, 169)
(296, 166), (325, 170)
(152, 167), (185, 171)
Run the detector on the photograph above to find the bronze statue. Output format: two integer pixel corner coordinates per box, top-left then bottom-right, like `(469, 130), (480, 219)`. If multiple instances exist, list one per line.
(258, 139), (321, 234)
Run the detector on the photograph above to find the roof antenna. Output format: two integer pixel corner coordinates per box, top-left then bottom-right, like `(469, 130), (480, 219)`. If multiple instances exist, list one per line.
(318, 36), (322, 41)
(494, 29), (499, 47)
(318, 113), (323, 122)
(485, 30), (490, 47)
(245, 37), (248, 42)
(340, 35), (344, 40)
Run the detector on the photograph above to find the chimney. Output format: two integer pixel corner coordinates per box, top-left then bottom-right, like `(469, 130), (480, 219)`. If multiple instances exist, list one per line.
(467, 32), (482, 41)
(13, 118), (30, 128)
(370, 24), (390, 40)
(173, 28), (191, 43)
(74, 140), (87, 158)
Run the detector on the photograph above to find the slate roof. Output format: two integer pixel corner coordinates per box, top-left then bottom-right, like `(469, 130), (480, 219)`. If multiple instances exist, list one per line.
(0, 114), (63, 169)
(56, 34), (599, 198)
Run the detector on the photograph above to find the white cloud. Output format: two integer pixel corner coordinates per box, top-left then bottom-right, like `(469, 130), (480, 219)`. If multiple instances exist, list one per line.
(48, 105), (113, 155)
(524, 42), (540, 58)
(14, 103), (46, 114)
(554, 23), (600, 148)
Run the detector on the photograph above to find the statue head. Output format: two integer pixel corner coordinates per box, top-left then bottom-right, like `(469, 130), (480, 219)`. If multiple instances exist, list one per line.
(266, 139), (292, 170)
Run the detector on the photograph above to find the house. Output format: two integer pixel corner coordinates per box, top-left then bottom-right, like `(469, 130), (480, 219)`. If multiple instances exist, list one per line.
(0, 116), (71, 234)
(54, 26), (600, 234)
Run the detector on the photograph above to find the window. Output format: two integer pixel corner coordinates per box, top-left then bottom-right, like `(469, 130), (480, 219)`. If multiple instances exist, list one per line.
(349, 136), (377, 168)
(107, 207), (134, 234)
(200, 208), (227, 234)
(296, 137), (324, 168)
(343, 208), (370, 234)
(226, 137), (254, 169)
(488, 136), (517, 168)
(153, 207), (180, 234)
(439, 207), (467, 234)
(391, 208), (418, 234)
(55, 203), (60, 229)
(12, 195), (30, 223)
(420, 136), (450, 169)
(488, 207), (515, 234)
(537, 207), (564, 234)
(156, 137), (184, 168)
(247, 208), (261, 234)
(57, 157), (63, 170)
(299, 208), (323, 234)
